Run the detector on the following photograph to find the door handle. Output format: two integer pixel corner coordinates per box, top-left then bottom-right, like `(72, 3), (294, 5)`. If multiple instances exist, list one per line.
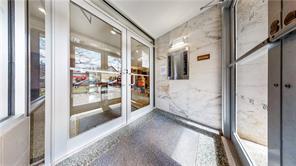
(273, 83), (279, 87)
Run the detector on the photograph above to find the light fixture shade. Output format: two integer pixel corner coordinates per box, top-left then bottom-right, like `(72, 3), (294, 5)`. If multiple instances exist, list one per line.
(38, 7), (46, 15)
(169, 36), (188, 49)
(110, 30), (117, 35)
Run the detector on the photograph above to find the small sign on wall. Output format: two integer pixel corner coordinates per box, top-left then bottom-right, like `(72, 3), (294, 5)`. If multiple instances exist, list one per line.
(197, 54), (210, 61)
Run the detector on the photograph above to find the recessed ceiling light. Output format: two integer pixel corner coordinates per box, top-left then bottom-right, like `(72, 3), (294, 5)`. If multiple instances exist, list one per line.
(38, 7), (46, 15)
(110, 30), (117, 35)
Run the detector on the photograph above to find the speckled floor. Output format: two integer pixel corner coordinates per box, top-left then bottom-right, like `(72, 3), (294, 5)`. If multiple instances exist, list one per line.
(58, 110), (229, 166)
(30, 102), (45, 164)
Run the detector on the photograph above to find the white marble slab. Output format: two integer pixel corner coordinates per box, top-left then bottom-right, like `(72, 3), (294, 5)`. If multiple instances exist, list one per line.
(155, 6), (222, 129)
(236, 0), (268, 148)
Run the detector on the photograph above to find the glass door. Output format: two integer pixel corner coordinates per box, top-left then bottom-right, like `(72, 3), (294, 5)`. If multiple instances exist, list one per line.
(69, 2), (125, 137)
(50, 0), (127, 160)
(127, 32), (153, 122)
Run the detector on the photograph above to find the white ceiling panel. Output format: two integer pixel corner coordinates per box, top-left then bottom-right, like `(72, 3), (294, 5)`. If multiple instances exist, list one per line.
(108, 0), (211, 38)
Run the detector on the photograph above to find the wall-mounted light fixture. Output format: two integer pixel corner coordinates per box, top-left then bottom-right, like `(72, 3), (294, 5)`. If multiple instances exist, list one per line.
(38, 7), (46, 15)
(110, 30), (117, 35)
(169, 36), (188, 50)
(110, 28), (120, 35)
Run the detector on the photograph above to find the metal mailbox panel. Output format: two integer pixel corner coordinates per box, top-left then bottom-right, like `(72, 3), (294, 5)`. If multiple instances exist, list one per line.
(268, 42), (281, 166)
(282, 33), (296, 166)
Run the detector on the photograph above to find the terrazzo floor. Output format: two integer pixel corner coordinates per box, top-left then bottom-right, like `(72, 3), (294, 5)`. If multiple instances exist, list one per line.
(30, 101), (45, 164)
(58, 110), (229, 166)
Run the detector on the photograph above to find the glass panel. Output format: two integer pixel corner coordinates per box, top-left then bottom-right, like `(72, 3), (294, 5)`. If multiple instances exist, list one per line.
(130, 38), (150, 112)
(29, 0), (46, 164)
(236, 46), (268, 166)
(0, 0), (8, 120)
(236, 0), (268, 58)
(70, 3), (122, 137)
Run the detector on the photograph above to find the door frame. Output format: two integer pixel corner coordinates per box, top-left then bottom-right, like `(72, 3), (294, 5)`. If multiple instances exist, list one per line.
(126, 31), (154, 123)
(47, 0), (128, 164)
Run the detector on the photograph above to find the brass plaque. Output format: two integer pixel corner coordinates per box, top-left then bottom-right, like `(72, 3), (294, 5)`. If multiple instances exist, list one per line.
(197, 54), (210, 61)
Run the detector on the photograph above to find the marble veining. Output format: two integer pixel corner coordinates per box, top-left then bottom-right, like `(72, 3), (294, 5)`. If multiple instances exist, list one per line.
(57, 110), (229, 166)
(155, 6), (222, 129)
(236, 0), (268, 58)
(236, 0), (268, 147)
(235, 0), (268, 165)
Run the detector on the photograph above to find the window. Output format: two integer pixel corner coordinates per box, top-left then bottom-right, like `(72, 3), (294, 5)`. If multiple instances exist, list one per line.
(232, 0), (268, 165)
(74, 47), (101, 70)
(0, 0), (12, 121)
(69, 3), (122, 137)
(108, 55), (121, 72)
(130, 38), (150, 112)
(28, 0), (46, 163)
(30, 31), (46, 102)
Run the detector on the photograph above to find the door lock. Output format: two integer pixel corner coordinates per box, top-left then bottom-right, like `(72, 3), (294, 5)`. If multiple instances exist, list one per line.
(284, 84), (292, 88)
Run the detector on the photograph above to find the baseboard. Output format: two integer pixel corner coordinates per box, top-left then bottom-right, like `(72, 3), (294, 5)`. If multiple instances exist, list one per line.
(155, 108), (222, 135)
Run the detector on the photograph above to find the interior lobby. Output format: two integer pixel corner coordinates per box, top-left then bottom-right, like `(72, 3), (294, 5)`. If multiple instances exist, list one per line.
(0, 0), (296, 166)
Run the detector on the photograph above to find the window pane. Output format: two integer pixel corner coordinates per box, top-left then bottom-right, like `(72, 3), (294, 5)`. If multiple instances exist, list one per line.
(0, 0), (8, 120)
(108, 55), (121, 72)
(130, 38), (150, 112)
(70, 3), (122, 137)
(30, 24), (45, 101)
(236, 0), (268, 58)
(236, 46), (268, 166)
(29, 0), (46, 164)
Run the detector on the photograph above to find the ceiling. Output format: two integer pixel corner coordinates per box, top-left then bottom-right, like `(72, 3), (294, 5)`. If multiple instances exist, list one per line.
(108, 0), (211, 38)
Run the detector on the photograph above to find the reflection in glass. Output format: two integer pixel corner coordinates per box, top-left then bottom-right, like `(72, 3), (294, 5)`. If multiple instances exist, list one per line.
(131, 38), (150, 112)
(29, 0), (46, 164)
(236, 0), (268, 58)
(70, 3), (122, 137)
(236, 47), (268, 166)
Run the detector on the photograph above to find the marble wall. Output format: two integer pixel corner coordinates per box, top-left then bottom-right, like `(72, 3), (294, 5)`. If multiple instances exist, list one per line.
(155, 6), (222, 129)
(236, 0), (268, 146)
